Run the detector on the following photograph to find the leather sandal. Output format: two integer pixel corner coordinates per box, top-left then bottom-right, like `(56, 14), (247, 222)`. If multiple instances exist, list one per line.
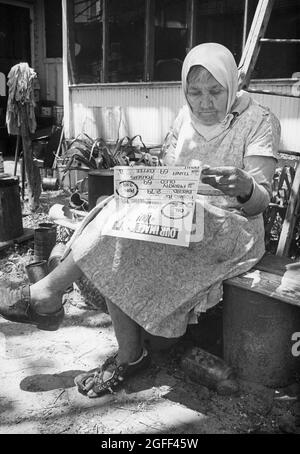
(74, 348), (151, 398)
(0, 284), (64, 331)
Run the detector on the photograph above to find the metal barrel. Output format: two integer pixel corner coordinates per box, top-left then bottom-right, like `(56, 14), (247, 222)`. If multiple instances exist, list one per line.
(223, 283), (300, 387)
(34, 225), (57, 262)
(0, 175), (23, 241)
(25, 260), (48, 284)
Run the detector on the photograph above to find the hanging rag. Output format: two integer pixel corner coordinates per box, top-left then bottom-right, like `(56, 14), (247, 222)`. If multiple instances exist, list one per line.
(6, 63), (37, 135)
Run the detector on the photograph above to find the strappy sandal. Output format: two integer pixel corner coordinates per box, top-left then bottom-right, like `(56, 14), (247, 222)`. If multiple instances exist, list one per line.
(74, 348), (151, 398)
(0, 284), (64, 331)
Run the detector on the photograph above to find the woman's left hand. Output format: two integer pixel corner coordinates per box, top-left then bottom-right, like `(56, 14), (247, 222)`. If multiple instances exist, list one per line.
(201, 165), (253, 200)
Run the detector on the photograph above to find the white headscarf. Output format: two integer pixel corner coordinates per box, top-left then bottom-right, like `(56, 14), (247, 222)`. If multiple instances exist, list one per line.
(182, 43), (239, 139)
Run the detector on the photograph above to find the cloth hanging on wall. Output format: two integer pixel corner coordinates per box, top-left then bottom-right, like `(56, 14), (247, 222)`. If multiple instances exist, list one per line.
(6, 62), (37, 135)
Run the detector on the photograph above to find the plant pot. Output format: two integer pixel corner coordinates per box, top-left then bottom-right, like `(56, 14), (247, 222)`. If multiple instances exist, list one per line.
(88, 169), (114, 210)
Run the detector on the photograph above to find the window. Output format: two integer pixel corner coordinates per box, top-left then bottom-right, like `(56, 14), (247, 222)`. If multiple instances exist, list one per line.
(153, 0), (188, 81)
(0, 4), (31, 68)
(67, 0), (300, 84)
(107, 0), (145, 82)
(73, 0), (103, 83)
(45, 0), (62, 58)
(253, 0), (300, 78)
(195, 0), (258, 64)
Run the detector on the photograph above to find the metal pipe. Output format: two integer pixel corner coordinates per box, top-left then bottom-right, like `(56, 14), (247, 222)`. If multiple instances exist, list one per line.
(246, 88), (300, 98)
(242, 0), (249, 51)
(260, 39), (300, 43)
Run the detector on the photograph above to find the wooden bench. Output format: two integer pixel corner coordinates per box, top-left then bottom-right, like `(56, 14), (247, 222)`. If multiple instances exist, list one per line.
(223, 151), (300, 388)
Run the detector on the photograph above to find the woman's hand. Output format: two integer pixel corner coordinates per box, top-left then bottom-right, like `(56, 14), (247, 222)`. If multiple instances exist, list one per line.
(201, 165), (253, 201)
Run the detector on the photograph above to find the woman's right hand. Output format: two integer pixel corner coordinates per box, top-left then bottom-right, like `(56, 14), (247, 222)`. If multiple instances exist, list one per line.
(201, 165), (253, 200)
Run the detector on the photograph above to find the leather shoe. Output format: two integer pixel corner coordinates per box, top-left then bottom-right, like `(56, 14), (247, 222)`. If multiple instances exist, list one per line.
(0, 284), (64, 331)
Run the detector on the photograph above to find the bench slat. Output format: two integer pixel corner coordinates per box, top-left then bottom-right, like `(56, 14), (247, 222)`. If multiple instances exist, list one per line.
(225, 267), (300, 307)
(254, 253), (294, 275)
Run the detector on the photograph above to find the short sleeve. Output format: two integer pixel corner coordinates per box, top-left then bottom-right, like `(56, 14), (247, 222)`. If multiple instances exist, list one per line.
(244, 106), (281, 161)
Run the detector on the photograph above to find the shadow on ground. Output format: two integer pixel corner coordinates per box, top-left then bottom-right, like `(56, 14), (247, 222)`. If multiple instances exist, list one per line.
(20, 370), (83, 392)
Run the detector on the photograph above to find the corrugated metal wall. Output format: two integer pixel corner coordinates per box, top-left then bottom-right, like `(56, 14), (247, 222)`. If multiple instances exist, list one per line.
(250, 93), (300, 152)
(70, 82), (300, 151)
(70, 83), (184, 146)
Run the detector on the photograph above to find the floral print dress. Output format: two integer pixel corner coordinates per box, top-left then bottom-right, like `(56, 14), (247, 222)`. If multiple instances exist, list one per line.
(70, 95), (280, 338)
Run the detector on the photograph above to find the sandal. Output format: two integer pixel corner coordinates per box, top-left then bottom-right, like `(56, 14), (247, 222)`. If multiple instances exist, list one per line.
(0, 284), (64, 331)
(74, 348), (151, 398)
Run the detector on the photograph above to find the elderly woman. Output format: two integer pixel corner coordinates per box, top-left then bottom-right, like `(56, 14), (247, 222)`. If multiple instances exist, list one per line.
(0, 43), (280, 398)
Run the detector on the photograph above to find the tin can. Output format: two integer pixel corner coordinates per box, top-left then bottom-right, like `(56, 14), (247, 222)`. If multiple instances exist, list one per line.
(34, 225), (57, 262)
(25, 260), (48, 283)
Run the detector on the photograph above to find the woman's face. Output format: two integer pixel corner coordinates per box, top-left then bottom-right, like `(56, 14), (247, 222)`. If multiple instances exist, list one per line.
(186, 66), (228, 125)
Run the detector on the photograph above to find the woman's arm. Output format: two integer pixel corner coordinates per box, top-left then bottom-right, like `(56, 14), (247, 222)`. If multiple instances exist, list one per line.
(237, 155), (277, 216)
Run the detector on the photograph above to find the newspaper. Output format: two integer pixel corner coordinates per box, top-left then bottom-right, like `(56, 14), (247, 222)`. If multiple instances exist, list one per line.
(101, 166), (202, 247)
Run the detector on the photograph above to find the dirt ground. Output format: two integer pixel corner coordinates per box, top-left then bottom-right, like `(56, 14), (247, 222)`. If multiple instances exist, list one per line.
(0, 160), (299, 435)
(0, 295), (299, 435)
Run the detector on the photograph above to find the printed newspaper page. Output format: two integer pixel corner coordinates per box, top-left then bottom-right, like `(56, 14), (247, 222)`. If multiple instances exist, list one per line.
(100, 166), (202, 247)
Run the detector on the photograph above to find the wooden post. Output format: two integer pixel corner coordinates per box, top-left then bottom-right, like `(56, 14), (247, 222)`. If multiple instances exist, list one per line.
(242, 0), (249, 51)
(62, 0), (71, 138)
(101, 0), (109, 83)
(19, 104), (41, 211)
(144, 0), (155, 82)
(238, 0), (275, 89)
(67, 0), (76, 85)
(187, 0), (197, 53)
(13, 135), (20, 176)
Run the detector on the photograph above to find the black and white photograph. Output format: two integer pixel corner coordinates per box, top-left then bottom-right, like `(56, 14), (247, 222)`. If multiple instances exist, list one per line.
(0, 0), (299, 437)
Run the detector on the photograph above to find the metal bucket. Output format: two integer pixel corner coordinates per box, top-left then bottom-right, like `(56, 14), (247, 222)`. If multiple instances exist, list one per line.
(42, 177), (59, 191)
(34, 225), (57, 262)
(25, 260), (48, 283)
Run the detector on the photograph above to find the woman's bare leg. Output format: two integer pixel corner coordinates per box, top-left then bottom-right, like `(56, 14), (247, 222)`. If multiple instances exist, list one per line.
(106, 299), (143, 364)
(85, 299), (144, 397)
(30, 251), (82, 314)
(30, 252), (143, 362)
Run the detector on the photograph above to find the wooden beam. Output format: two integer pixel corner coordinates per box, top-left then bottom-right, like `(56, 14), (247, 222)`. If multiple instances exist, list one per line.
(19, 105), (41, 211)
(67, 0), (76, 85)
(101, 0), (108, 83)
(62, 0), (70, 137)
(224, 267), (300, 308)
(144, 0), (155, 82)
(187, 0), (197, 52)
(260, 38), (300, 43)
(238, 0), (275, 89)
(242, 0), (249, 51)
